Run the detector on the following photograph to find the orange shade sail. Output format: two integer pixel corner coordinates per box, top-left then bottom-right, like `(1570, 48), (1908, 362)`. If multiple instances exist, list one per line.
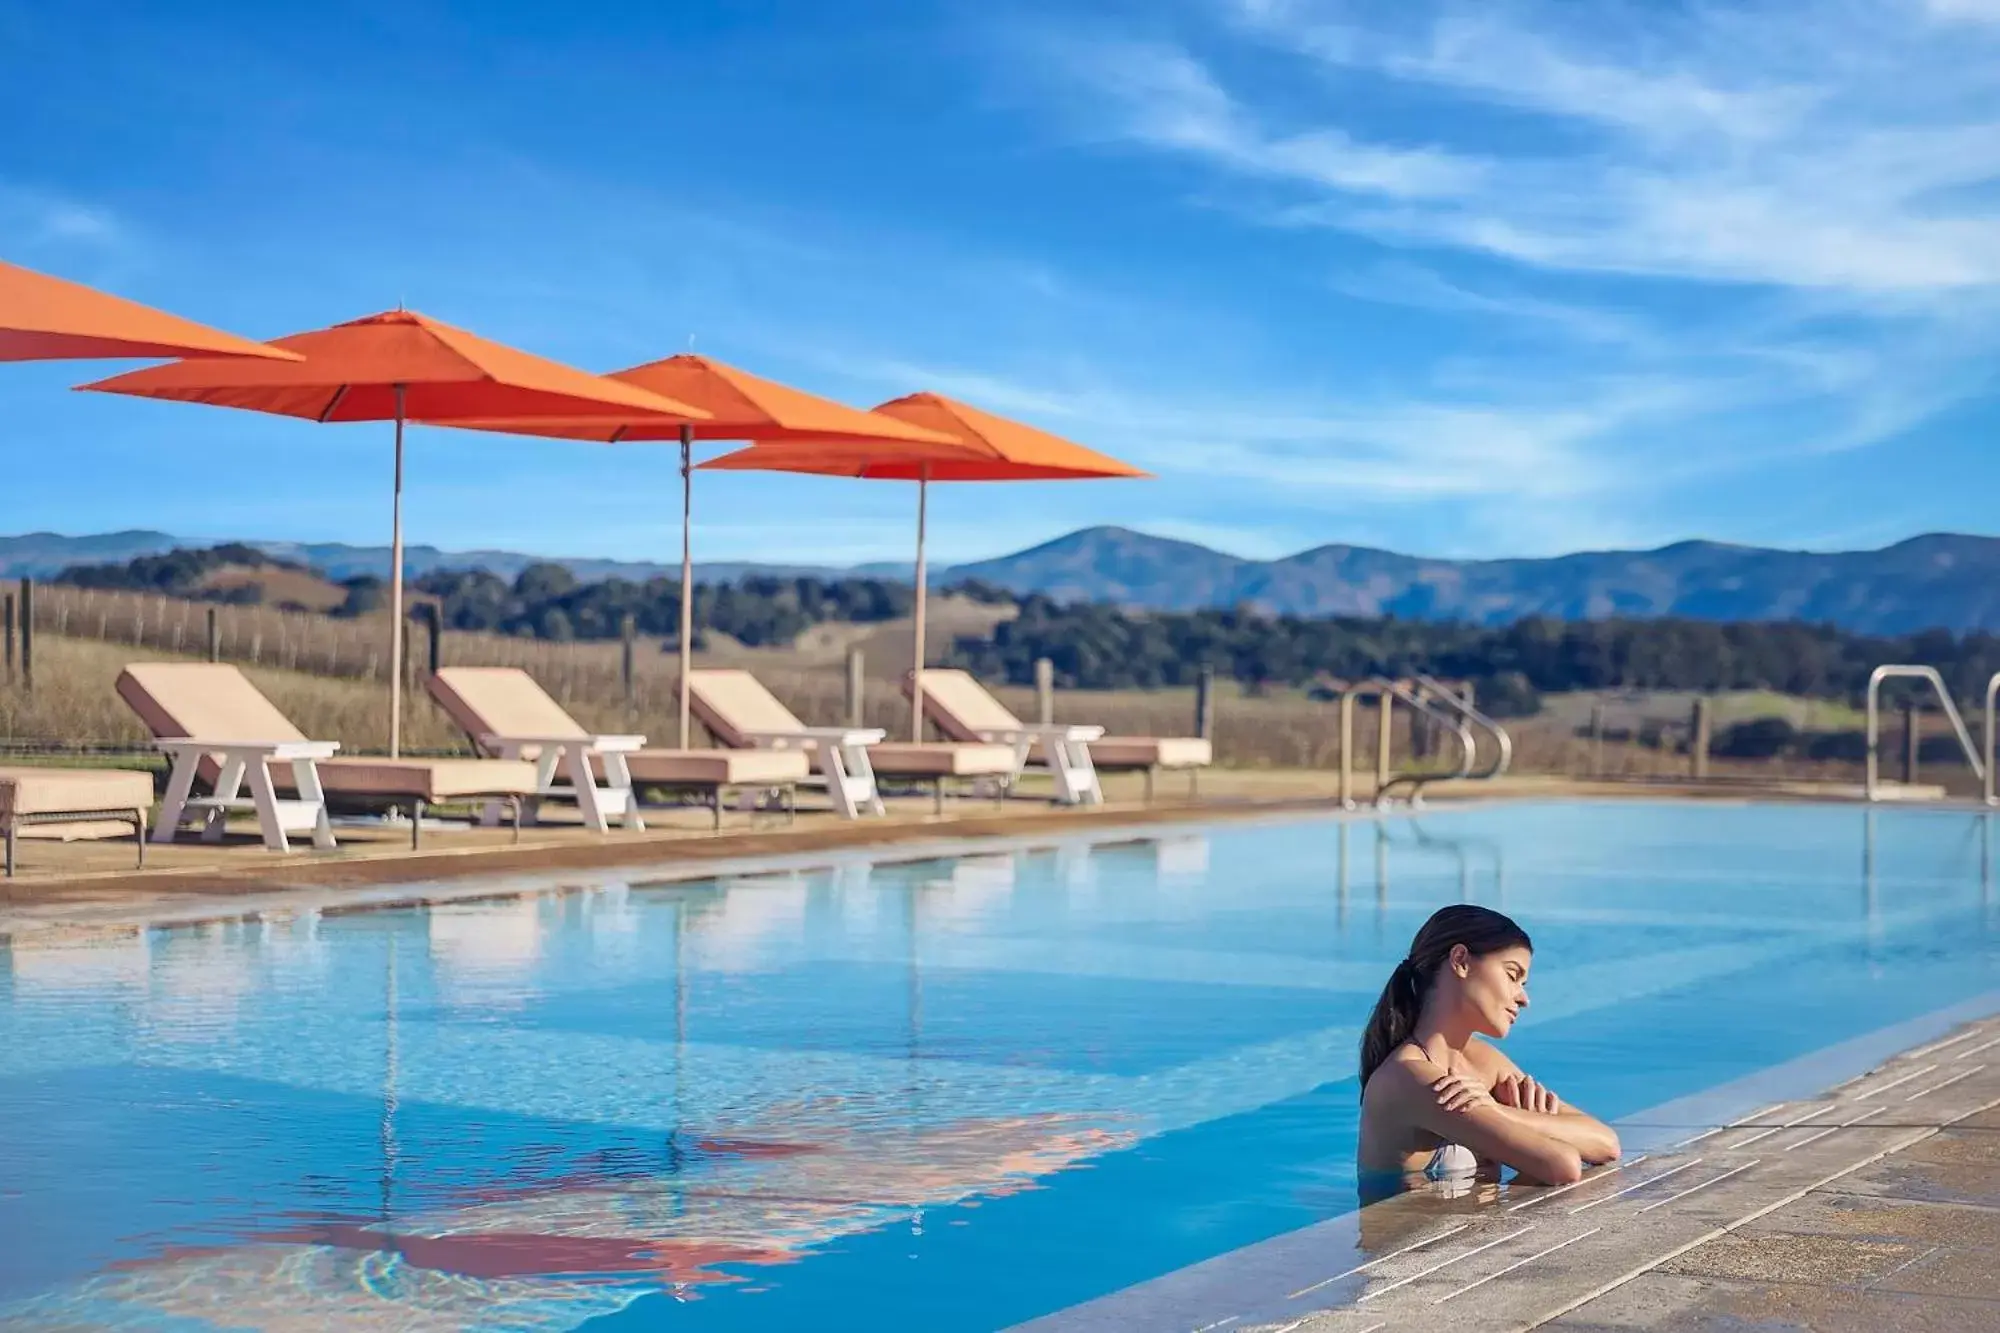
(74, 310), (710, 423)
(697, 391), (1148, 481)
(0, 258), (300, 363)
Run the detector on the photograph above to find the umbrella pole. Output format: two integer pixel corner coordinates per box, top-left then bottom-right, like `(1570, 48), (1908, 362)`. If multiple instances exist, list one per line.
(678, 423), (694, 750)
(910, 471), (929, 743)
(389, 385), (407, 759)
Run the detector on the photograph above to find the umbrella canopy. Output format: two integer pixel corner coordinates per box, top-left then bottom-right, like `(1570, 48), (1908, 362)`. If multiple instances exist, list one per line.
(440, 355), (972, 747)
(77, 310), (704, 422)
(1, 258), (300, 363)
(77, 310), (710, 756)
(701, 393), (1148, 740)
(453, 354), (965, 447)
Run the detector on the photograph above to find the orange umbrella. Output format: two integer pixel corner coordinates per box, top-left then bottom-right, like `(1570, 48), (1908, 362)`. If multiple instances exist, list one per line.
(701, 392), (1148, 740)
(77, 311), (710, 755)
(1, 258), (299, 362)
(442, 355), (971, 746)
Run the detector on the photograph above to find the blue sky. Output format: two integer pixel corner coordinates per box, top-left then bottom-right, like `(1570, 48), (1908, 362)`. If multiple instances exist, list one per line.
(4, 0), (2000, 567)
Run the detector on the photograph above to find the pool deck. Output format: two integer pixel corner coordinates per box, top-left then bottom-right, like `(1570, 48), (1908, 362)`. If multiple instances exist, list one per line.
(0, 768), (1940, 933)
(1017, 1007), (2000, 1333)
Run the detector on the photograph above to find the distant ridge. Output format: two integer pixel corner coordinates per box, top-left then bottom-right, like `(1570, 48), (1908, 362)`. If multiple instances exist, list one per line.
(947, 526), (2000, 635)
(5, 525), (1998, 635)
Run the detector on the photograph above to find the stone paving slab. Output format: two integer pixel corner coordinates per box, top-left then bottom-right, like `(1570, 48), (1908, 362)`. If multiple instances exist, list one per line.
(1012, 1011), (2000, 1333)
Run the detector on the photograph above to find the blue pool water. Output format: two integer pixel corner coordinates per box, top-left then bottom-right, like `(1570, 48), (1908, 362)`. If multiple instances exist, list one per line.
(2, 800), (1997, 1331)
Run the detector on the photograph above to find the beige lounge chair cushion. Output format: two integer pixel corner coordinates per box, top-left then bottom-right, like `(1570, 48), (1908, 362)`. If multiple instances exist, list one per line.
(911, 669), (1025, 740)
(0, 766), (154, 818)
(427, 667), (593, 747)
(686, 669), (807, 748)
(118, 662), (307, 744)
(603, 748), (810, 786)
(915, 667), (1210, 769)
(1084, 736), (1213, 769)
(312, 758), (538, 800)
(117, 661), (535, 799)
(867, 742), (1017, 777)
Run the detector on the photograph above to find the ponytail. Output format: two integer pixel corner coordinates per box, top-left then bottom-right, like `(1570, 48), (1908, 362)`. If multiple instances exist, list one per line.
(1358, 905), (1532, 1092)
(1359, 957), (1429, 1090)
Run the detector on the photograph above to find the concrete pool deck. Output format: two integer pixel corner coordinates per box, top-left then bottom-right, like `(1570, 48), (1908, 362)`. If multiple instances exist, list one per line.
(1018, 1007), (2000, 1333)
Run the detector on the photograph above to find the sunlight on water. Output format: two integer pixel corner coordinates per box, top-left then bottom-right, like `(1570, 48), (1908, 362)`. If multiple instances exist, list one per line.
(0, 802), (1995, 1330)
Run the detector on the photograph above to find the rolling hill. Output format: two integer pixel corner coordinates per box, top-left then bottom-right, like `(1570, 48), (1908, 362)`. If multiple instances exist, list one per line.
(948, 527), (2000, 634)
(6, 526), (1999, 635)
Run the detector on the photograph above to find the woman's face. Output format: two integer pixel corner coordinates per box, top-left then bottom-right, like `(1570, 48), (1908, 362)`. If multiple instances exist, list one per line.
(1449, 944), (1533, 1038)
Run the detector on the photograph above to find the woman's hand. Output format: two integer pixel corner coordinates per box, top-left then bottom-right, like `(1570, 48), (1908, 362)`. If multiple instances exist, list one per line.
(1432, 1069), (1497, 1114)
(1495, 1072), (1563, 1115)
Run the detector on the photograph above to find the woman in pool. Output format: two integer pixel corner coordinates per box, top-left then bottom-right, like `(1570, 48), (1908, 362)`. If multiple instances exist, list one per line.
(1357, 905), (1620, 1192)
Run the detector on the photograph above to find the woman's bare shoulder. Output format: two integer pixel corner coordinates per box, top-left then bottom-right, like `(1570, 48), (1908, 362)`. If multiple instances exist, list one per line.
(1365, 1044), (1444, 1104)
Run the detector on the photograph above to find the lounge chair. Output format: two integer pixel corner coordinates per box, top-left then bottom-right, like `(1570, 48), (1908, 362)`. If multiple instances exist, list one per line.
(116, 662), (537, 851)
(686, 668), (1014, 818)
(909, 669), (1212, 803)
(0, 766), (153, 876)
(425, 666), (806, 832)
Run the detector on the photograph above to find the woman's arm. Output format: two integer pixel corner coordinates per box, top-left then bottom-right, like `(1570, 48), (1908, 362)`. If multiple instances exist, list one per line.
(1461, 1039), (1621, 1164)
(1382, 1058), (1584, 1185)
(1487, 1102), (1621, 1164)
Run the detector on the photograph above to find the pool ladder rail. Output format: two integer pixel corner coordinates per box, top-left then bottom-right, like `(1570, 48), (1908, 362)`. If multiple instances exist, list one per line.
(1864, 664), (1993, 804)
(1331, 674), (1513, 810)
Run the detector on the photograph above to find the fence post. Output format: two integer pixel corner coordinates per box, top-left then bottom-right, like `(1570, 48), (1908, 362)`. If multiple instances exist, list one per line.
(1194, 664), (1216, 741)
(2, 593), (12, 683)
(1339, 691), (1356, 808)
(1410, 683), (1433, 759)
(205, 606), (221, 662)
(1690, 697), (1711, 780)
(1375, 690), (1393, 790)
(1902, 703), (1919, 785)
(423, 604), (442, 677)
(1034, 657), (1055, 725)
(18, 578), (31, 694)
(620, 614), (636, 711)
(846, 646), (866, 728)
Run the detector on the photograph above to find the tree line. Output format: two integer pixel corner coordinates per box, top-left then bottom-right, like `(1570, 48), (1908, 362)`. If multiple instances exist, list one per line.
(56, 546), (2000, 710)
(403, 564), (920, 646)
(939, 595), (2000, 711)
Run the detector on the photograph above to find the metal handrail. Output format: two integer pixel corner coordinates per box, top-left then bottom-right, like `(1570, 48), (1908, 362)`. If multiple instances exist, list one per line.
(1373, 677), (1478, 807)
(1865, 665), (1984, 801)
(1984, 672), (2000, 806)
(1415, 674), (1514, 781)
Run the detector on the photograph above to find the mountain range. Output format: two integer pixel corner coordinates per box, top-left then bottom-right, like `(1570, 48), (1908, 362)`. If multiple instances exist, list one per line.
(2, 526), (1994, 635)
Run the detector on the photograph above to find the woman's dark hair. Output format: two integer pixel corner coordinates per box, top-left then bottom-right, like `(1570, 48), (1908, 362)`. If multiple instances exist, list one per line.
(1359, 905), (1532, 1090)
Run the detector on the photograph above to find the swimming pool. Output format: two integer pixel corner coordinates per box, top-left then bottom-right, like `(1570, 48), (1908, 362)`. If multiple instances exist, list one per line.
(1, 800), (1996, 1331)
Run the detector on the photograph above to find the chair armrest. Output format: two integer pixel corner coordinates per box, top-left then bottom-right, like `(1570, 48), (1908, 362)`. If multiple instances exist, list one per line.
(984, 724), (1106, 743)
(741, 727), (887, 747)
(478, 732), (644, 752)
(154, 739), (340, 760)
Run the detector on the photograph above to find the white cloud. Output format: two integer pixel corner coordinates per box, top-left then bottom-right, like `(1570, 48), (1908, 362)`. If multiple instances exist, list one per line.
(1048, 37), (1487, 201)
(0, 183), (126, 255)
(956, 0), (2000, 554)
(1326, 261), (1652, 345)
(1042, 1), (2000, 293)
(1926, 0), (2000, 22)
